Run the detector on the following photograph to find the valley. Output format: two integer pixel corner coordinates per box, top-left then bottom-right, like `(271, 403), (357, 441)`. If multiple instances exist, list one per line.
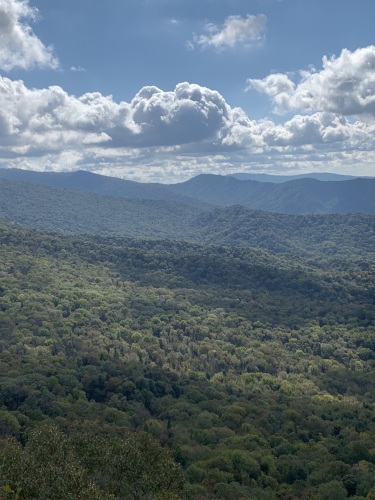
(0, 171), (374, 498)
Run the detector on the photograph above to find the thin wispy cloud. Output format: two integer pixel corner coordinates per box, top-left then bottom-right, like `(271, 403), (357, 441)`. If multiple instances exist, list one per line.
(190, 14), (267, 51)
(70, 65), (86, 72)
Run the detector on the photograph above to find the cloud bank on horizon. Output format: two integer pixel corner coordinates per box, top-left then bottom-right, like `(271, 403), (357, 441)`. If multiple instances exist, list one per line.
(0, 0), (374, 182)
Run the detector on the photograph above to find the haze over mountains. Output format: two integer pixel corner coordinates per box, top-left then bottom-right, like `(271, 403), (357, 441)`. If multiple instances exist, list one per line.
(174, 174), (375, 214)
(0, 168), (375, 215)
(0, 172), (374, 260)
(227, 172), (371, 182)
(1, 167), (374, 258)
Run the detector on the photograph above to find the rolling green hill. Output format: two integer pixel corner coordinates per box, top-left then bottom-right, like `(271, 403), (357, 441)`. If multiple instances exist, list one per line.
(0, 178), (203, 240)
(1, 171), (375, 498)
(0, 220), (374, 498)
(1, 177), (374, 260)
(174, 174), (375, 214)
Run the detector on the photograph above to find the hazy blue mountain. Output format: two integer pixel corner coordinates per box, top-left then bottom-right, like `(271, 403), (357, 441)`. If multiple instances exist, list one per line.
(173, 174), (375, 214)
(1, 177), (374, 259)
(0, 177), (203, 241)
(1, 168), (375, 214)
(0, 168), (204, 206)
(227, 172), (369, 182)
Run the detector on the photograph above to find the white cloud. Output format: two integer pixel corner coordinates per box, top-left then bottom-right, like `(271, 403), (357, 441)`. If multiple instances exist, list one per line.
(262, 113), (353, 147)
(0, 0), (59, 71)
(0, 78), (232, 153)
(70, 65), (86, 72)
(191, 14), (267, 51)
(0, 76), (128, 153)
(0, 76), (374, 180)
(128, 83), (231, 147)
(247, 46), (375, 116)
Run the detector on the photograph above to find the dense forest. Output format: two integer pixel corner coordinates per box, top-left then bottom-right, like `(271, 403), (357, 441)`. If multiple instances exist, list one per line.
(0, 212), (374, 498)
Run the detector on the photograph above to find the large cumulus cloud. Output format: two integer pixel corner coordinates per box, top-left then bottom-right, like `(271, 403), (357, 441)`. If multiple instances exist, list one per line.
(0, 78), (234, 153)
(121, 83), (231, 146)
(0, 0), (58, 71)
(247, 46), (375, 116)
(0, 75), (374, 180)
(1, 2), (373, 180)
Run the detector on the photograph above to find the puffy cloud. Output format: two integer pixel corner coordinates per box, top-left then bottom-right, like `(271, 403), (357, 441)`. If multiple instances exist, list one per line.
(247, 46), (375, 116)
(0, 76), (374, 180)
(262, 113), (351, 147)
(247, 73), (295, 114)
(0, 76), (129, 153)
(128, 83), (231, 146)
(221, 110), (375, 155)
(0, 0), (58, 71)
(0, 78), (232, 153)
(191, 14), (267, 51)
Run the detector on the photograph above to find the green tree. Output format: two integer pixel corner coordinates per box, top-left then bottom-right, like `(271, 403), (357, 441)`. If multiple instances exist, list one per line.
(317, 480), (348, 500)
(0, 425), (107, 499)
(0, 424), (184, 500)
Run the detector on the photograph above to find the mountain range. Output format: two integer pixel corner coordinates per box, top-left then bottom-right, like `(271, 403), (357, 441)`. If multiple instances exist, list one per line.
(1, 176), (374, 259)
(0, 168), (375, 215)
(227, 172), (371, 182)
(1, 167), (375, 498)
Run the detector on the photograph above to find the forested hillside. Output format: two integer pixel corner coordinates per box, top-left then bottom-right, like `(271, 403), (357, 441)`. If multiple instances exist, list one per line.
(1, 178), (375, 259)
(0, 220), (375, 498)
(0, 178), (203, 240)
(0, 168), (201, 206)
(174, 174), (375, 214)
(1, 169), (375, 214)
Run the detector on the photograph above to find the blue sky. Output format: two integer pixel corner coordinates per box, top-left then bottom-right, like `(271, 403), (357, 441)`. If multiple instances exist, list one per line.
(0, 0), (375, 182)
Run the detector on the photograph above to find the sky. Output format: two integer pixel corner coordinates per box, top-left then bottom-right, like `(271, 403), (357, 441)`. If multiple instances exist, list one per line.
(0, 0), (375, 182)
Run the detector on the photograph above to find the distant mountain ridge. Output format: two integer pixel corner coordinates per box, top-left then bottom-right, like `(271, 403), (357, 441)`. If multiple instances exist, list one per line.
(0, 177), (374, 259)
(173, 174), (375, 214)
(0, 168), (204, 207)
(0, 168), (375, 214)
(227, 172), (372, 182)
